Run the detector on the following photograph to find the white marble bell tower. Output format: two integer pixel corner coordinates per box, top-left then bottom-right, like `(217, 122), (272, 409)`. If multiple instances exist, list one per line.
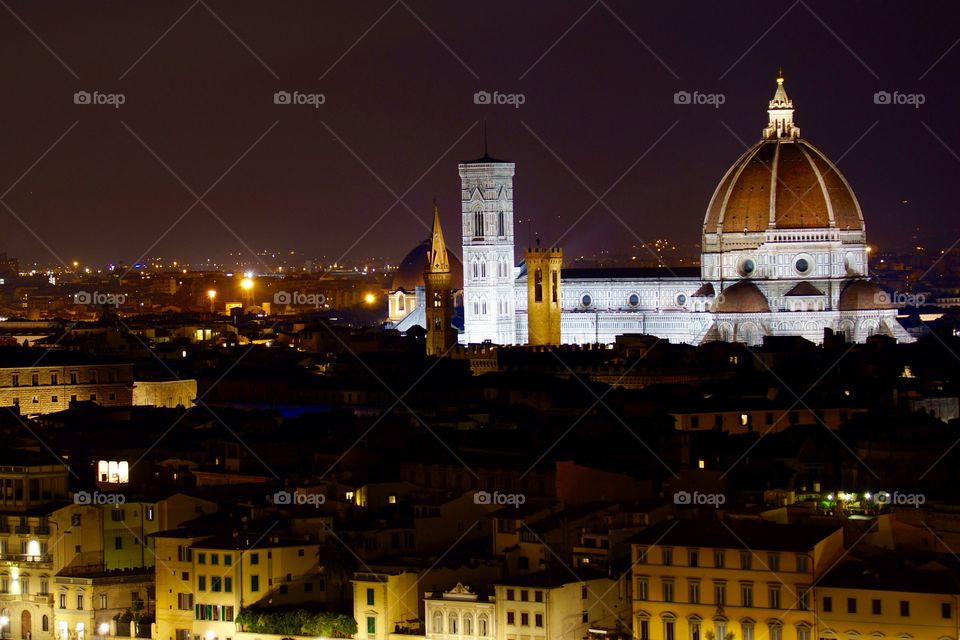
(459, 146), (516, 345)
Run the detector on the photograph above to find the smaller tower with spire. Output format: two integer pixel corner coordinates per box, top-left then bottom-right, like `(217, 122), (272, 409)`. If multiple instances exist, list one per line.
(762, 70), (800, 140)
(424, 204), (456, 356)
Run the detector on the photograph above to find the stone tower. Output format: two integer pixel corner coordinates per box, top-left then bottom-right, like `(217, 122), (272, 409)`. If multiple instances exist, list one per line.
(459, 146), (516, 344)
(525, 244), (562, 345)
(424, 204), (455, 356)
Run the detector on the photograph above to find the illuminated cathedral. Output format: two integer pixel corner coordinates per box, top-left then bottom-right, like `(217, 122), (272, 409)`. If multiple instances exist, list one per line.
(388, 74), (911, 347)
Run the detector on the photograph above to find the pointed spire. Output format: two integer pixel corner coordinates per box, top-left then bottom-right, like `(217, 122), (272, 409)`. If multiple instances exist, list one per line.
(763, 70), (799, 140)
(427, 203), (450, 273)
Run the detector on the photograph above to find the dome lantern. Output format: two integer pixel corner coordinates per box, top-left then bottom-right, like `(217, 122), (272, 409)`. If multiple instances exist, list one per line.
(762, 70), (800, 140)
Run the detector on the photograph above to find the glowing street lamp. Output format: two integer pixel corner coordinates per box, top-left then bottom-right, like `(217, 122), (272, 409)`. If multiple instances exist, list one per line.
(240, 277), (254, 306)
(207, 289), (217, 313)
(364, 292), (376, 305)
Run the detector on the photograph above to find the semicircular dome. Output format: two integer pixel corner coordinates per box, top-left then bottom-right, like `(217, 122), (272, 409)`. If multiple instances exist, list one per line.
(392, 240), (463, 292)
(714, 281), (770, 313)
(838, 279), (897, 311)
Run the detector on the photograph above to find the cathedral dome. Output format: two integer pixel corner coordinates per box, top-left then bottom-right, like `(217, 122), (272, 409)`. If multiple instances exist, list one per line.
(838, 279), (896, 311)
(703, 75), (864, 236)
(392, 239), (463, 292)
(714, 281), (770, 313)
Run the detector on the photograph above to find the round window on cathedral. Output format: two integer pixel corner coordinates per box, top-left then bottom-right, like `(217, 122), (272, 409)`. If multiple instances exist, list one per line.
(676, 293), (687, 306)
(581, 294), (592, 308)
(738, 258), (756, 277)
(627, 293), (640, 307)
(795, 258), (810, 274)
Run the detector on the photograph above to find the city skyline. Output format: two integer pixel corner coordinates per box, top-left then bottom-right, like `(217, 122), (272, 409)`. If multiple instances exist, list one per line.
(0, 1), (958, 267)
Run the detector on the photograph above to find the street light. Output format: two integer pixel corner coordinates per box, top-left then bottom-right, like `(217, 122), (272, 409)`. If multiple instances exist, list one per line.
(240, 278), (254, 307)
(364, 293), (376, 305)
(207, 289), (217, 313)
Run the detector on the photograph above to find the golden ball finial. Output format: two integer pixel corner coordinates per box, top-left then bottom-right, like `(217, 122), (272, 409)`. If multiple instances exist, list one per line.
(777, 67), (784, 84)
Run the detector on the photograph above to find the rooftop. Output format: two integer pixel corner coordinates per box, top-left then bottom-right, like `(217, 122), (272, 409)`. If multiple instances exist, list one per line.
(630, 518), (841, 551)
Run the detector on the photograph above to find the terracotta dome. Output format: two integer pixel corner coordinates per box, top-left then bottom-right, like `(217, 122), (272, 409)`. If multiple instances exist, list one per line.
(714, 281), (770, 313)
(391, 240), (463, 292)
(703, 75), (864, 236)
(838, 279), (896, 311)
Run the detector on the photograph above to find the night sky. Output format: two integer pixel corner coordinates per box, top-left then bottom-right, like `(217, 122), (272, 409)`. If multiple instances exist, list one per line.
(1, 1), (958, 268)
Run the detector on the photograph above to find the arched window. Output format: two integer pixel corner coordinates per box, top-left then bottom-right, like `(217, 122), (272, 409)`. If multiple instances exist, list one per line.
(474, 212), (484, 238)
(551, 270), (558, 303)
(432, 611), (443, 633)
(448, 613), (458, 634)
(480, 259), (486, 278)
(479, 614), (489, 636)
(497, 211), (505, 236)
(534, 268), (543, 302)
(464, 614), (473, 635)
(42, 615), (49, 632)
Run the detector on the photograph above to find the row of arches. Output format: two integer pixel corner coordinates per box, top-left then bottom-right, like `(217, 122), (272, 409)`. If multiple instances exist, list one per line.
(429, 610), (490, 636)
(715, 318), (884, 346)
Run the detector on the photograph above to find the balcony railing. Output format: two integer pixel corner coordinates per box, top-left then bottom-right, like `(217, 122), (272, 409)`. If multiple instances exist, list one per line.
(0, 553), (52, 563)
(14, 526), (30, 534)
(0, 593), (51, 604)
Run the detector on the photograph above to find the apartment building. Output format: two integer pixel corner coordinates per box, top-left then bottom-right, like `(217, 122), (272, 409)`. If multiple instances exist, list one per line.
(494, 567), (630, 640)
(0, 351), (133, 415)
(630, 519), (845, 640)
(0, 454), (71, 640)
(153, 528), (325, 640)
(817, 557), (960, 640)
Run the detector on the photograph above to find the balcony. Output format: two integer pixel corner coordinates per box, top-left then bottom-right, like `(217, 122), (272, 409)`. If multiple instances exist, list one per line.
(0, 553), (53, 565)
(15, 526), (30, 535)
(0, 593), (51, 604)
